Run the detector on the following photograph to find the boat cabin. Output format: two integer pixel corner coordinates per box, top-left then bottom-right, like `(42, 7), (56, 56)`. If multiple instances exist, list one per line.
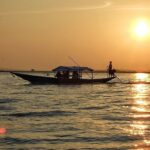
(52, 66), (94, 80)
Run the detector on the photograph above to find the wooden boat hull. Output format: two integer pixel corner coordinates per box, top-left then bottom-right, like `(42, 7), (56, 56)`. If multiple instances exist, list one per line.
(11, 72), (115, 84)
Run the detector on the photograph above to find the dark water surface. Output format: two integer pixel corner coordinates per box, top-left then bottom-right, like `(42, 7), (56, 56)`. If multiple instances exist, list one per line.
(1, 72), (150, 150)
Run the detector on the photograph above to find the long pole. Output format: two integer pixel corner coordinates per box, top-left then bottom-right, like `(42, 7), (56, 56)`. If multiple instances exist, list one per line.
(116, 75), (122, 83)
(68, 56), (80, 67)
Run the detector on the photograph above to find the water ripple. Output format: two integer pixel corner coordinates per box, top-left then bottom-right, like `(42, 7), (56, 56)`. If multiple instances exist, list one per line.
(1, 110), (77, 118)
(0, 98), (18, 104)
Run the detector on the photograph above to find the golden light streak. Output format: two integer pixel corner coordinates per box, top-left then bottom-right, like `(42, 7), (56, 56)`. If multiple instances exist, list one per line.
(135, 73), (149, 81)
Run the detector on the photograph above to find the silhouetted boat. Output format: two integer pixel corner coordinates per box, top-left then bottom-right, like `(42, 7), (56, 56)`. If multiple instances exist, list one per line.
(11, 66), (115, 84)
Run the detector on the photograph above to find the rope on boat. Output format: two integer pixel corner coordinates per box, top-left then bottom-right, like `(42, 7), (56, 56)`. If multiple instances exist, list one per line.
(68, 56), (92, 79)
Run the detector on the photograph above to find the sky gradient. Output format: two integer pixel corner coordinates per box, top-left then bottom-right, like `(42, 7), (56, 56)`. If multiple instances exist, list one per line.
(1, 0), (150, 71)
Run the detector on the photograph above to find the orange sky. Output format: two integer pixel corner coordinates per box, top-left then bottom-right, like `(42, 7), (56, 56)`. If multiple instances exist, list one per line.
(1, 0), (150, 71)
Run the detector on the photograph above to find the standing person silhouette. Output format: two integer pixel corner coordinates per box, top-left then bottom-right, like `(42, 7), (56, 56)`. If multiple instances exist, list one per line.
(108, 61), (113, 77)
(108, 61), (116, 77)
(109, 61), (112, 70)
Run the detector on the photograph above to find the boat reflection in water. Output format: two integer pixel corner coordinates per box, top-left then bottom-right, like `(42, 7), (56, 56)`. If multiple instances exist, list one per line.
(128, 73), (150, 149)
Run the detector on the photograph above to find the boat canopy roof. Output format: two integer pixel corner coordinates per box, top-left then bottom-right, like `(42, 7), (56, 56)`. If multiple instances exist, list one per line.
(52, 66), (93, 72)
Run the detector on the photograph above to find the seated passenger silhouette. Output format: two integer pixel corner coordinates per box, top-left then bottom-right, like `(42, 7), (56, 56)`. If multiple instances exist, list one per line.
(55, 71), (62, 79)
(72, 71), (79, 79)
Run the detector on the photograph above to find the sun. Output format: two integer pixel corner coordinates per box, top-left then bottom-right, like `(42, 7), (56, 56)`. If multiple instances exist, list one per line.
(134, 20), (149, 38)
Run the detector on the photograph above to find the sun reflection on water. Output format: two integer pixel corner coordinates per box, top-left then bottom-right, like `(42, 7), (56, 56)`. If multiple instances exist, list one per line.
(129, 121), (147, 136)
(135, 73), (149, 81)
(132, 106), (146, 112)
(135, 99), (147, 106)
(128, 76), (150, 149)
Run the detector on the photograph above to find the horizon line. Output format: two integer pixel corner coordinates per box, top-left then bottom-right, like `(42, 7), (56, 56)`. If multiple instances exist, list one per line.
(0, 69), (150, 73)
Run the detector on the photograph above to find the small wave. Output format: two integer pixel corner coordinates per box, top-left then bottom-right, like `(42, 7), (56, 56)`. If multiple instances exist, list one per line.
(0, 106), (13, 111)
(133, 144), (150, 150)
(0, 99), (18, 104)
(0, 137), (49, 145)
(130, 116), (150, 120)
(0, 135), (140, 145)
(1, 110), (77, 118)
(0, 133), (143, 150)
(79, 106), (107, 110)
(102, 115), (130, 121)
(80, 148), (100, 150)
(72, 135), (142, 144)
(81, 146), (130, 150)
(63, 126), (80, 131)
(123, 81), (150, 84)
(0, 136), (137, 150)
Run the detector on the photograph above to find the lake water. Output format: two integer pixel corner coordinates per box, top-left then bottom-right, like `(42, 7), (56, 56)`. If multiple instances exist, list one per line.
(1, 72), (150, 150)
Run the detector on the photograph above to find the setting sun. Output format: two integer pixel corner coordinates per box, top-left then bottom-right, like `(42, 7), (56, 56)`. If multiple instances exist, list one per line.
(134, 20), (149, 38)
